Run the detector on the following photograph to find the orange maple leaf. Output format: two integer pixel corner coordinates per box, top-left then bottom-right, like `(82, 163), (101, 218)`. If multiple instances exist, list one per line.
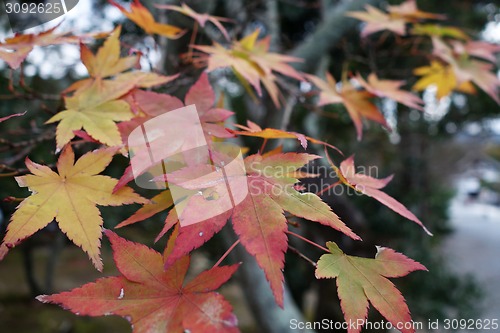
(347, 1), (445, 38)
(0, 26), (83, 69)
(109, 0), (184, 39)
(355, 73), (424, 110)
(307, 73), (389, 140)
(194, 29), (303, 107)
(229, 120), (341, 153)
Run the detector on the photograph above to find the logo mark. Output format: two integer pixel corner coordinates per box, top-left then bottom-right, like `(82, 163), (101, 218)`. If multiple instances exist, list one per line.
(2, 0), (79, 33)
(128, 105), (248, 227)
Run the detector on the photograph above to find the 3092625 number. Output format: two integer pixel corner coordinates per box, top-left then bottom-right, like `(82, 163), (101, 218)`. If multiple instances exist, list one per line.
(5, 2), (62, 14)
(443, 319), (499, 330)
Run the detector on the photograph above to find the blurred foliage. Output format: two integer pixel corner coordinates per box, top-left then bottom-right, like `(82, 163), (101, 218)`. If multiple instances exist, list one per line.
(1, 0), (498, 331)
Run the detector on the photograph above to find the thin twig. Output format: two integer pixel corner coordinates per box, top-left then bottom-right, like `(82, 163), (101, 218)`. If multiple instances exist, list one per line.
(259, 138), (269, 155)
(288, 245), (317, 267)
(316, 180), (341, 196)
(286, 230), (329, 253)
(213, 239), (241, 268)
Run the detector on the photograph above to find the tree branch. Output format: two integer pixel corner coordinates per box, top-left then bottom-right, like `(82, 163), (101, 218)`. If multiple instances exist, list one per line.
(290, 0), (378, 73)
(221, 226), (316, 333)
(266, 0), (281, 52)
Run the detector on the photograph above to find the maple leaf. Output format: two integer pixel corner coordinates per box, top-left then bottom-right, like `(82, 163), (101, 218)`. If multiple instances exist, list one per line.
(347, 1), (445, 38)
(38, 230), (240, 333)
(157, 3), (232, 40)
(47, 80), (136, 150)
(0, 147), (147, 270)
(412, 60), (475, 99)
(457, 60), (500, 105)
(0, 26), (83, 69)
(194, 29), (303, 107)
(174, 153), (360, 306)
(82, 26), (138, 80)
(228, 120), (341, 152)
(307, 73), (389, 140)
(160, 209), (233, 267)
(315, 241), (427, 333)
(327, 154), (432, 235)
(64, 27), (177, 94)
(50, 27), (179, 150)
(232, 154), (358, 298)
(0, 111), (26, 123)
(355, 73), (424, 110)
(387, 0), (446, 21)
(119, 72), (233, 143)
(463, 41), (500, 63)
(110, 0), (184, 39)
(114, 73), (234, 192)
(346, 5), (407, 37)
(116, 190), (174, 228)
(431, 37), (500, 103)
(184, 72), (235, 139)
(119, 152), (359, 306)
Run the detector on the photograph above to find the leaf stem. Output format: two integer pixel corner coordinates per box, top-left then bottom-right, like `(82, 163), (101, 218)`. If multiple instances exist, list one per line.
(286, 230), (329, 253)
(288, 245), (316, 267)
(187, 22), (199, 62)
(259, 138), (269, 154)
(213, 239), (241, 268)
(315, 180), (341, 196)
(0, 171), (20, 177)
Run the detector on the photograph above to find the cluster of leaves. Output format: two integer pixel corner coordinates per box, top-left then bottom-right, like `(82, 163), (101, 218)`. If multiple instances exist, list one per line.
(0, 1), (498, 332)
(348, 0), (500, 103)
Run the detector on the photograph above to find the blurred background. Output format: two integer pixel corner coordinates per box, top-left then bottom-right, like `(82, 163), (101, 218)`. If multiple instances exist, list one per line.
(0, 0), (499, 332)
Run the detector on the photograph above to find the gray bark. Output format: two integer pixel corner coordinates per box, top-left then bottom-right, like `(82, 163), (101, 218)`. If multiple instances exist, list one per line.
(291, 0), (378, 73)
(266, 0), (281, 51)
(221, 227), (315, 333)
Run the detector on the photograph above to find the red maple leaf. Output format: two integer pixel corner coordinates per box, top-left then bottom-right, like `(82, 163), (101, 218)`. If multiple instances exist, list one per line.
(327, 154), (432, 235)
(38, 230), (240, 333)
(134, 153), (359, 307)
(114, 72), (234, 192)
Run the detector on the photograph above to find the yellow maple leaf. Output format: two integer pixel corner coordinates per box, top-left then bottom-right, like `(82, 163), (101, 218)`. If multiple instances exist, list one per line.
(430, 37), (500, 104)
(65, 27), (177, 94)
(81, 26), (139, 80)
(413, 61), (475, 99)
(47, 80), (135, 149)
(0, 146), (148, 270)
